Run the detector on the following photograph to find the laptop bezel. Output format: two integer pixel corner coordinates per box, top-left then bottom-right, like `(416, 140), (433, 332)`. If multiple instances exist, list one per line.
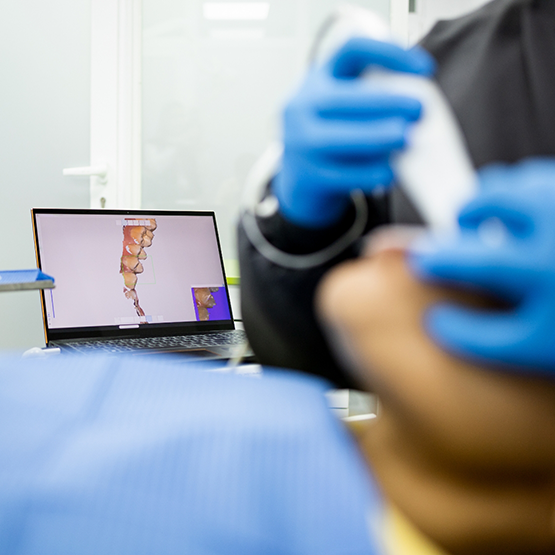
(32, 207), (236, 346)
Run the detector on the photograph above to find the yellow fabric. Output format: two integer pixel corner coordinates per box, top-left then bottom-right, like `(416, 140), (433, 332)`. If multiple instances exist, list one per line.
(382, 505), (450, 555)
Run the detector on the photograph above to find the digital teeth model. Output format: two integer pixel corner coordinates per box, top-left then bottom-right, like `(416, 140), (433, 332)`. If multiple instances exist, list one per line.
(120, 218), (157, 320)
(194, 287), (219, 321)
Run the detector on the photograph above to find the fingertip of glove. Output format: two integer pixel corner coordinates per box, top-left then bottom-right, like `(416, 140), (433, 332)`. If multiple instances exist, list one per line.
(407, 45), (436, 77)
(330, 38), (436, 79)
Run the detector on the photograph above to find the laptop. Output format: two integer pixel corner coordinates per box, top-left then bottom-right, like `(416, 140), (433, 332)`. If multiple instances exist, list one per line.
(32, 208), (248, 360)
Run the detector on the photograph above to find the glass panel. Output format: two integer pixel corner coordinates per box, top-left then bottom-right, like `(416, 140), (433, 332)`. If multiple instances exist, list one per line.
(0, 1), (91, 351)
(142, 0), (390, 261)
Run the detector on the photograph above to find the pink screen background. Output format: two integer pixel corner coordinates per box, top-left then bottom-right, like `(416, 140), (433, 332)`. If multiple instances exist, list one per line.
(36, 213), (228, 329)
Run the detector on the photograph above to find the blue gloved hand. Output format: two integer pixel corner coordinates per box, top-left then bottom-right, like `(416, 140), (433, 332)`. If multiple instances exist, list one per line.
(409, 158), (555, 373)
(273, 37), (435, 228)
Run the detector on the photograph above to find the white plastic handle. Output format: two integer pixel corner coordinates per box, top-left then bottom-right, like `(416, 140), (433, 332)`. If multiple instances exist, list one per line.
(62, 164), (108, 185)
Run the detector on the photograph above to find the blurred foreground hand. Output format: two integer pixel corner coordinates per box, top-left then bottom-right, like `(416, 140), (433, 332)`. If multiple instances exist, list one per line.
(273, 37), (434, 227)
(410, 158), (555, 374)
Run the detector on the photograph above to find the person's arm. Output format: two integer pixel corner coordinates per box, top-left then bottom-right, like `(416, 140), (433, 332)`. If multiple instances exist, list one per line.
(238, 38), (433, 388)
(238, 195), (387, 389)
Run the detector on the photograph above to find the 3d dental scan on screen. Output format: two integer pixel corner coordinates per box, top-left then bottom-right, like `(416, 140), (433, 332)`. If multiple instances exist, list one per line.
(31, 209), (246, 357)
(120, 217), (157, 320)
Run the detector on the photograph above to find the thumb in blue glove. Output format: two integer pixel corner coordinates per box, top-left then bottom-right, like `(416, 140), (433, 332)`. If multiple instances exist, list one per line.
(409, 158), (555, 373)
(273, 37), (435, 228)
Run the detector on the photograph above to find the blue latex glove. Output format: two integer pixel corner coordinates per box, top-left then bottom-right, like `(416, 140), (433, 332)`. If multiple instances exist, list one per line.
(409, 158), (555, 373)
(273, 37), (435, 228)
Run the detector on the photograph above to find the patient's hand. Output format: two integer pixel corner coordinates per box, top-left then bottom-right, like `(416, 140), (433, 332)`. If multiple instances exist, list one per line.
(317, 228), (555, 555)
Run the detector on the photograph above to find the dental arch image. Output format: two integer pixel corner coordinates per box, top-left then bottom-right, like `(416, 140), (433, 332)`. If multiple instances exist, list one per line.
(120, 218), (156, 321)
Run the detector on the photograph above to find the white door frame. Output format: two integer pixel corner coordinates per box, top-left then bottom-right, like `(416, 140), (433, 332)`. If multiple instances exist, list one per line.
(90, 0), (142, 209)
(390, 0), (410, 45)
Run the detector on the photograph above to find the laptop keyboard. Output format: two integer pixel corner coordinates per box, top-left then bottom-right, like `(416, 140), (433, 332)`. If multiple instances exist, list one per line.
(59, 330), (247, 354)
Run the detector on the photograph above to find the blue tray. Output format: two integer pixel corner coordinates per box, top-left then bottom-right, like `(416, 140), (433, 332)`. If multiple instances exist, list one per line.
(0, 270), (55, 291)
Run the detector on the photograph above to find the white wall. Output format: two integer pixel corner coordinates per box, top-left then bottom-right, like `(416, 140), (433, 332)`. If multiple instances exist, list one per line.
(0, 2), (91, 351)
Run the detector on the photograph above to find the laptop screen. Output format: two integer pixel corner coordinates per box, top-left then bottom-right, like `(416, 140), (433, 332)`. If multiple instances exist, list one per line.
(32, 209), (234, 343)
